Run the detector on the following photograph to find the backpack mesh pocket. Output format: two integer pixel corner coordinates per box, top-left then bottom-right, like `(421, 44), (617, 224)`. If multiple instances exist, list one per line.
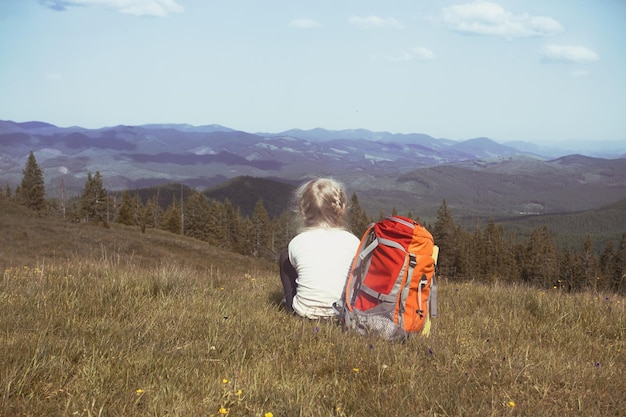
(352, 311), (407, 341)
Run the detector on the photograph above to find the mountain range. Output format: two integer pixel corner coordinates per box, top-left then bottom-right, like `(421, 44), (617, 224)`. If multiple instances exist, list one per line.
(1, 119), (625, 224)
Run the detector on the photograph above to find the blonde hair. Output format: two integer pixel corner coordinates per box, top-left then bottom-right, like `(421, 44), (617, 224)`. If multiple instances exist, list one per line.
(294, 178), (349, 230)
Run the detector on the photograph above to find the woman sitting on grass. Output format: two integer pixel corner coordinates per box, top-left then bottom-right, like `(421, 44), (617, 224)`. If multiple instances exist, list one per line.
(279, 178), (360, 319)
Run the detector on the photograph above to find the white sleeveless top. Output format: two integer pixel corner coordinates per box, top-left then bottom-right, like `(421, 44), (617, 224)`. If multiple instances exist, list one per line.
(288, 228), (360, 319)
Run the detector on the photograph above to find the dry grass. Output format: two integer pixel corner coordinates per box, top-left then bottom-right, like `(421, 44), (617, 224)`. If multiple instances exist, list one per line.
(1, 200), (625, 416)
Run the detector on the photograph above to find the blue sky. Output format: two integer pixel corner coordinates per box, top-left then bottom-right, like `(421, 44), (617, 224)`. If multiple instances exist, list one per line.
(1, 0), (624, 146)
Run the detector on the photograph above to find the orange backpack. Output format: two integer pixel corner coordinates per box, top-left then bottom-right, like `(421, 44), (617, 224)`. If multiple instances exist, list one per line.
(338, 216), (438, 340)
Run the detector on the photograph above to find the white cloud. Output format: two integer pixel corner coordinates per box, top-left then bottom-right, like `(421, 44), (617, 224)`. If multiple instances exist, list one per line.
(386, 51), (413, 63)
(39, 0), (183, 17)
(412, 46), (435, 61)
(289, 18), (320, 29)
(441, 1), (563, 38)
(349, 15), (403, 30)
(386, 46), (435, 63)
(540, 44), (599, 64)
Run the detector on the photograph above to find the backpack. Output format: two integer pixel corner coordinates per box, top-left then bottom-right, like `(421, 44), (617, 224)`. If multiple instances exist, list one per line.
(338, 216), (439, 341)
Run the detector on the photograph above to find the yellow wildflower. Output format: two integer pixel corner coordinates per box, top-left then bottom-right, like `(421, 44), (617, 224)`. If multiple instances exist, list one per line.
(222, 378), (229, 384)
(352, 368), (359, 373)
(265, 413), (274, 417)
(135, 389), (144, 395)
(218, 406), (228, 414)
(508, 401), (516, 407)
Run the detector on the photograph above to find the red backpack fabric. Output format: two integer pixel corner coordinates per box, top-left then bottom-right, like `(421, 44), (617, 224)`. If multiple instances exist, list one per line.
(338, 216), (438, 340)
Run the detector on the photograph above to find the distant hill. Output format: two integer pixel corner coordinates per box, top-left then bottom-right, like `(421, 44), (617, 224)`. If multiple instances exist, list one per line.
(497, 197), (626, 250)
(15, 121), (58, 130)
(204, 176), (296, 219)
(371, 155), (626, 224)
(449, 137), (522, 159)
(126, 176), (295, 219)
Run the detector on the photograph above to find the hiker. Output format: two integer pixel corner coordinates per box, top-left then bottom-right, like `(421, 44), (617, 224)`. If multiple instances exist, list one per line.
(279, 178), (360, 319)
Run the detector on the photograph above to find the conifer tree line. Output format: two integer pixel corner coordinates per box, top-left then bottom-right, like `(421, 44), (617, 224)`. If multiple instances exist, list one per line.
(432, 200), (626, 294)
(5, 152), (625, 294)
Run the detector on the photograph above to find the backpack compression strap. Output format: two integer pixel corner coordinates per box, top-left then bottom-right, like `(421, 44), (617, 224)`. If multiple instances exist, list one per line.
(353, 236), (409, 304)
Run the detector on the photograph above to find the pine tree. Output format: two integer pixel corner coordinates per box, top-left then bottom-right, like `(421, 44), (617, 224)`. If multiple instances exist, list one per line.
(142, 196), (162, 229)
(480, 219), (514, 282)
(613, 233), (626, 294)
(454, 226), (475, 280)
(578, 237), (598, 291)
(4, 183), (11, 200)
(469, 227), (484, 280)
(132, 195), (144, 226)
(432, 199), (458, 277)
(251, 198), (271, 257)
(162, 198), (181, 234)
(599, 241), (616, 293)
(240, 217), (255, 257)
(349, 193), (370, 237)
(19, 151), (46, 211)
(505, 230), (522, 282)
(558, 250), (576, 290)
(80, 172), (107, 224)
(207, 200), (227, 247)
(272, 210), (295, 256)
(522, 226), (559, 288)
(185, 191), (210, 241)
(116, 190), (135, 225)
(223, 199), (244, 254)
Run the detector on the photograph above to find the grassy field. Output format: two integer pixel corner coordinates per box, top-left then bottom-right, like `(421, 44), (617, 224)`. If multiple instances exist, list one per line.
(1, 200), (624, 416)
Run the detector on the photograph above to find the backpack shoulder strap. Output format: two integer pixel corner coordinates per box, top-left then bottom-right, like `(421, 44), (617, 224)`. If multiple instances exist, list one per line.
(343, 224), (376, 312)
